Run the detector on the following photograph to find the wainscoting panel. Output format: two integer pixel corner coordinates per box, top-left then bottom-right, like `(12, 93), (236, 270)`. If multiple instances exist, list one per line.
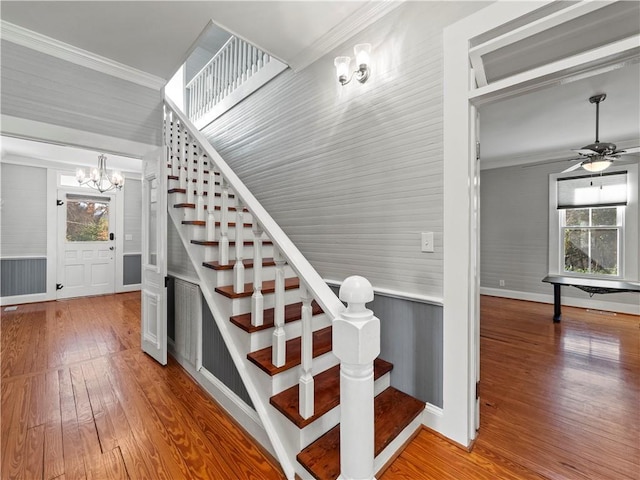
(201, 293), (253, 408)
(330, 284), (443, 407)
(123, 254), (141, 285)
(0, 258), (46, 297)
(173, 278), (201, 369)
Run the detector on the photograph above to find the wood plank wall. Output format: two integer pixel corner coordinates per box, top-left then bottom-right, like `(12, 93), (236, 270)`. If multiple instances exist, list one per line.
(200, 2), (487, 298)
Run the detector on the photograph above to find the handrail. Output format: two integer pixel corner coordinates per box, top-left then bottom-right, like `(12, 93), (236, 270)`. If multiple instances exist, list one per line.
(164, 96), (346, 324)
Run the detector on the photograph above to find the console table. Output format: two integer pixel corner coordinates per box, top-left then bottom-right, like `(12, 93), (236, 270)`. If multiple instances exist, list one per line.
(542, 275), (640, 322)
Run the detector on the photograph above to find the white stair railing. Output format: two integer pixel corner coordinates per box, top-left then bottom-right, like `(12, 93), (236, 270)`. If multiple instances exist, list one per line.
(165, 98), (373, 478)
(186, 36), (274, 125)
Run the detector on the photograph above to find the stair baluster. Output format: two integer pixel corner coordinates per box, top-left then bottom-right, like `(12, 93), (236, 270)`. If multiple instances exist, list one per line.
(251, 222), (264, 327)
(207, 167), (217, 242)
(186, 138), (195, 210)
(196, 148), (205, 223)
(272, 247), (286, 367)
(219, 179), (230, 265)
(299, 282), (314, 419)
(178, 124), (187, 201)
(233, 198), (245, 293)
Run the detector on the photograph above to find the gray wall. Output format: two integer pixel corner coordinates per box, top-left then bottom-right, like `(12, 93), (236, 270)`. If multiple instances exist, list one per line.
(0, 258), (46, 296)
(123, 179), (142, 254)
(1, 40), (162, 146)
(201, 1), (487, 299)
(480, 162), (639, 307)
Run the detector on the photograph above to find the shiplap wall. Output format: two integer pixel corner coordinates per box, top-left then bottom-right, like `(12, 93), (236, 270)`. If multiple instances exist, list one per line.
(201, 2), (486, 298)
(1, 40), (162, 146)
(481, 162), (640, 307)
(0, 163), (47, 256)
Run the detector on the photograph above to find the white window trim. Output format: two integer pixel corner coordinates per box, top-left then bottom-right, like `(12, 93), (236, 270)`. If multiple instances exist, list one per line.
(549, 163), (638, 282)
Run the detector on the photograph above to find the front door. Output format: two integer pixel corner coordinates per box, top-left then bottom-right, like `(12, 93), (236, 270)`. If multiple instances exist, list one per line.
(141, 147), (168, 365)
(57, 192), (115, 299)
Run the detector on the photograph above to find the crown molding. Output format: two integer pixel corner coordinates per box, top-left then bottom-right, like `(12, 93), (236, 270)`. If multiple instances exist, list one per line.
(1, 20), (166, 90)
(289, 0), (405, 72)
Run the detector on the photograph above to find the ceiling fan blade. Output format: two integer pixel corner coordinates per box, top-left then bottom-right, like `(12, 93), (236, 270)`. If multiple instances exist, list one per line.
(617, 146), (640, 155)
(572, 148), (597, 156)
(562, 161), (583, 173)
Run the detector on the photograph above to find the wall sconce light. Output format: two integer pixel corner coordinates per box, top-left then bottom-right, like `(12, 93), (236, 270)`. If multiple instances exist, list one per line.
(334, 43), (371, 86)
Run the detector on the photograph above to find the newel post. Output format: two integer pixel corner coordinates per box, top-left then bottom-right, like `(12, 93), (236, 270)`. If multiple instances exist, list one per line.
(333, 276), (379, 480)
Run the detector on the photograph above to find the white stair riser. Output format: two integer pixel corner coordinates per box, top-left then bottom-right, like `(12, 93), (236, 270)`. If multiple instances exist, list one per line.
(239, 313), (331, 352)
(227, 288), (306, 316)
(251, 351), (339, 397)
(213, 264), (295, 289)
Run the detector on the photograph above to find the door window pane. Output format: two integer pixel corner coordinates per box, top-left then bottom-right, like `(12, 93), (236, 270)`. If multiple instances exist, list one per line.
(66, 195), (110, 242)
(147, 177), (158, 266)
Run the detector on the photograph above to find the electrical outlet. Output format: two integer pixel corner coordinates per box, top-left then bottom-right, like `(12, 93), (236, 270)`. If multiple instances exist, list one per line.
(421, 232), (434, 253)
(499, 279), (505, 287)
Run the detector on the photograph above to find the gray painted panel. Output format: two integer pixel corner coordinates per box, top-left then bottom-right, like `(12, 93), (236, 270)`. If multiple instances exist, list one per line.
(123, 254), (141, 285)
(1, 258), (46, 296)
(330, 285), (443, 407)
(201, 294), (253, 408)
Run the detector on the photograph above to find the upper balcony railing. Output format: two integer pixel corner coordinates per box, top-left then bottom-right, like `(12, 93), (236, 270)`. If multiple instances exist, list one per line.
(186, 36), (287, 129)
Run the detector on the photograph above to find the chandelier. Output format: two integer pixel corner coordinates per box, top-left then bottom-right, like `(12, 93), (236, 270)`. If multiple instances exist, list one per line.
(75, 154), (125, 193)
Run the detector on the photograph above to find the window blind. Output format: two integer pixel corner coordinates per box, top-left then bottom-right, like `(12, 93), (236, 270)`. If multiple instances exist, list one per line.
(557, 171), (627, 209)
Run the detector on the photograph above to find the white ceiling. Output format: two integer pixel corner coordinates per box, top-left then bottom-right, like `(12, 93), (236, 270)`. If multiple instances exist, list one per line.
(480, 63), (640, 168)
(0, 1), (370, 80)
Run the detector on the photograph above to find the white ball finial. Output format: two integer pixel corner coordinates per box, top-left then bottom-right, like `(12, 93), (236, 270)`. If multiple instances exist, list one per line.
(339, 275), (374, 305)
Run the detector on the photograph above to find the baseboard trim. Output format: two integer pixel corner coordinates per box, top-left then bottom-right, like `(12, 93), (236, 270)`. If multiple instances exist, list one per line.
(480, 287), (640, 315)
(1, 292), (50, 307)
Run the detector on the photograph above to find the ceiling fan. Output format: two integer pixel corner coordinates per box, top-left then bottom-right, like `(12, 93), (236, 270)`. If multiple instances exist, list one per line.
(563, 93), (640, 173)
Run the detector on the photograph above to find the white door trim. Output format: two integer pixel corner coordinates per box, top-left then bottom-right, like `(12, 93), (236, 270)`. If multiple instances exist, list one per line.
(439, 0), (634, 447)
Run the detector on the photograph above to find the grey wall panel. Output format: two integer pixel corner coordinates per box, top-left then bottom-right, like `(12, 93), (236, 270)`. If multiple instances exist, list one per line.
(123, 179), (142, 254)
(201, 294), (253, 408)
(1, 40), (162, 146)
(123, 254), (141, 285)
(481, 163), (639, 306)
(0, 163), (47, 256)
(200, 2), (487, 299)
(330, 285), (442, 407)
(1, 258), (46, 296)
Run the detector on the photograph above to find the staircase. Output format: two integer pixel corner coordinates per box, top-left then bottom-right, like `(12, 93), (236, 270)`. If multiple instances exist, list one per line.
(163, 97), (425, 479)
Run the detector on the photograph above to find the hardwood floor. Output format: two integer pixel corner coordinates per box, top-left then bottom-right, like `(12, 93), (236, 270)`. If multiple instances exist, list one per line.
(0, 293), (284, 479)
(381, 296), (640, 480)
(2, 293), (638, 479)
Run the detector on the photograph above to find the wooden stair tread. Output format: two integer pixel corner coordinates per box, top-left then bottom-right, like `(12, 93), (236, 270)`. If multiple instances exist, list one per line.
(183, 221), (253, 228)
(247, 326), (332, 376)
(270, 358), (393, 428)
(215, 277), (299, 299)
(230, 301), (323, 333)
(203, 257), (276, 271)
(174, 204), (248, 212)
(296, 387), (424, 480)
(191, 239), (273, 247)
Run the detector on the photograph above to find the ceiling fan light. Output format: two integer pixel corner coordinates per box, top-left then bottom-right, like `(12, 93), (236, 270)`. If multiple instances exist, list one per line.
(582, 158), (612, 173)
